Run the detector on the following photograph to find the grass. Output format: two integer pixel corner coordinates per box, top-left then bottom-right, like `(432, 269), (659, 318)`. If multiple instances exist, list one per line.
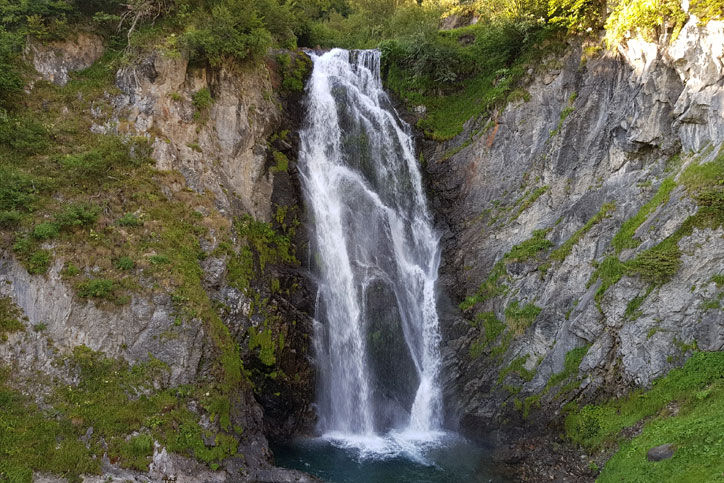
(0, 296), (25, 338)
(469, 311), (506, 358)
(511, 185), (549, 221)
(504, 229), (552, 263)
(544, 345), (590, 395)
(498, 355), (536, 384)
(504, 299), (542, 335)
(566, 352), (724, 482)
(0, 47), (256, 440)
(611, 178), (676, 253)
(459, 260), (508, 311)
(0, 347), (240, 482)
(550, 202), (616, 262)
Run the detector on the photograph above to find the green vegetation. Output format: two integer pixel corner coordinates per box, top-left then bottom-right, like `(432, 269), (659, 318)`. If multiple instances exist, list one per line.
(498, 355), (537, 384)
(550, 202), (615, 262)
(504, 229), (552, 263)
(459, 260), (508, 311)
(545, 345), (589, 394)
(550, 92), (577, 137)
(611, 178), (676, 253)
(0, 296), (25, 338)
(512, 185), (549, 220)
(0, 347), (239, 482)
(565, 352), (724, 482)
(504, 299), (542, 335)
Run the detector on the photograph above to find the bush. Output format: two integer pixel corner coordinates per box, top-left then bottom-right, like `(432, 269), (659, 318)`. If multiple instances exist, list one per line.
(32, 222), (59, 240)
(56, 203), (100, 228)
(28, 249), (52, 275)
(191, 88), (213, 111)
(115, 256), (134, 270)
(604, 0), (686, 47)
(0, 167), (40, 216)
(117, 213), (141, 227)
(60, 136), (139, 179)
(77, 278), (115, 299)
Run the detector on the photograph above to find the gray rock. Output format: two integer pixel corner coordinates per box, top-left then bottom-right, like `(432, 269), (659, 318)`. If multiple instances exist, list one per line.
(647, 443), (676, 461)
(25, 33), (104, 86)
(424, 18), (724, 437)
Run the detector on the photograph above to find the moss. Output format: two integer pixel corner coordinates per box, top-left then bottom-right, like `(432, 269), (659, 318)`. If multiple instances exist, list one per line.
(611, 178), (676, 254)
(522, 394), (542, 419)
(504, 299), (541, 335)
(545, 345), (590, 394)
(0, 296), (25, 336)
(271, 150), (289, 172)
(504, 229), (552, 263)
(248, 325), (277, 366)
(550, 202), (615, 262)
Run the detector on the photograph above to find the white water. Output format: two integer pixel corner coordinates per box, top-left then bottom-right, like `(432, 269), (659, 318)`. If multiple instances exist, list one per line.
(298, 49), (445, 458)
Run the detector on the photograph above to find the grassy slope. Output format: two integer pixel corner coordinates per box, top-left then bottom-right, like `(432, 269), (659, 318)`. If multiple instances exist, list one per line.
(565, 352), (724, 482)
(0, 37), (298, 479)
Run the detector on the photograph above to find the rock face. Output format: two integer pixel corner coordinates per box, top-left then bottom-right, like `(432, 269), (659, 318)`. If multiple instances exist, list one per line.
(3, 35), (315, 481)
(25, 33), (105, 86)
(425, 16), (724, 438)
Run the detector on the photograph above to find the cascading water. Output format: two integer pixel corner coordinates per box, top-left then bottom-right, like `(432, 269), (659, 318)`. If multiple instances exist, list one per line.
(298, 48), (444, 457)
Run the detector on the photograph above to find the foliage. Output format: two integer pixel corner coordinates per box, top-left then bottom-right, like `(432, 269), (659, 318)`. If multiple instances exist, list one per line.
(118, 212), (142, 227)
(504, 299), (542, 335)
(276, 52), (312, 93)
(611, 178), (676, 253)
(604, 0), (686, 47)
(504, 229), (552, 263)
(0, 296), (25, 336)
(548, 0), (605, 33)
(566, 352), (724, 482)
(550, 202), (615, 262)
(545, 345), (589, 392)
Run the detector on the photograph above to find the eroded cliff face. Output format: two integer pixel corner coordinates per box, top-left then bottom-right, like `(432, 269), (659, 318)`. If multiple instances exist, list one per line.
(2, 35), (315, 482)
(426, 15), (724, 439)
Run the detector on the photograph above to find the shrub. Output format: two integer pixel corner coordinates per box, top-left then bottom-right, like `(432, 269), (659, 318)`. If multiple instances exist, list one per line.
(149, 254), (170, 265)
(117, 212), (141, 227)
(604, 0), (686, 47)
(28, 249), (52, 275)
(56, 203), (100, 228)
(0, 167), (40, 216)
(60, 136), (139, 179)
(191, 87), (212, 111)
(0, 210), (23, 227)
(32, 222), (59, 240)
(77, 278), (115, 299)
(115, 256), (134, 270)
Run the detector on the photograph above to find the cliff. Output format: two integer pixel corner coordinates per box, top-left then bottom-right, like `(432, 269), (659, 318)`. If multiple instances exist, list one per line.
(1, 33), (316, 482)
(424, 14), (724, 480)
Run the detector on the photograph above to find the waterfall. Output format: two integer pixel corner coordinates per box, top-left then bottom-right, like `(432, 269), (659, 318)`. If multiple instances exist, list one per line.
(299, 49), (444, 453)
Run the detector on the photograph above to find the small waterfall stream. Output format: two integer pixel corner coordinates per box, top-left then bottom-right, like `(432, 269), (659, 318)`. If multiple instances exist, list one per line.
(298, 48), (444, 454)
